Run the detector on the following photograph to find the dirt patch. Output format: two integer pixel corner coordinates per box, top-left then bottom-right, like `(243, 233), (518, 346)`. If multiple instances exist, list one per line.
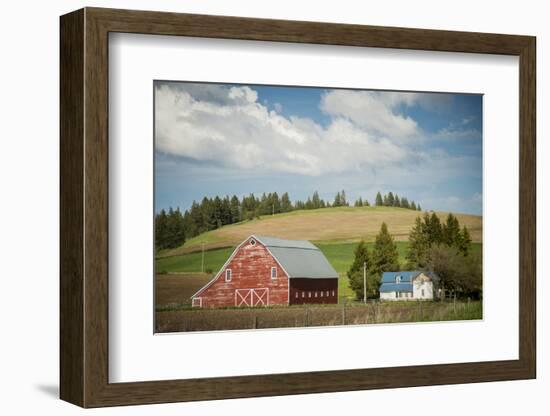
(155, 273), (212, 306)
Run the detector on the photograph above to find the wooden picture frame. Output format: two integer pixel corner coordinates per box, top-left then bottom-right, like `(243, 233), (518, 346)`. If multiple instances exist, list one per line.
(60, 7), (536, 408)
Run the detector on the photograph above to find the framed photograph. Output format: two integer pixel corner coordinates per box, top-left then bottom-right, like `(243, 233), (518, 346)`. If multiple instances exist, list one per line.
(60, 7), (536, 407)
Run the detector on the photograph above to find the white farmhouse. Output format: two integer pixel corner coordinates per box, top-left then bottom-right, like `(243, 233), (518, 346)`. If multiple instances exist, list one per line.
(379, 271), (438, 301)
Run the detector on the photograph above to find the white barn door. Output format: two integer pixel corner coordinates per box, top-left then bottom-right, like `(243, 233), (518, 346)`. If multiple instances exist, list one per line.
(235, 288), (269, 307)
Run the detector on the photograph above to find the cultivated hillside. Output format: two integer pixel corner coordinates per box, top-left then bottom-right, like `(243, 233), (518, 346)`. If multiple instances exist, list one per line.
(159, 206), (482, 257)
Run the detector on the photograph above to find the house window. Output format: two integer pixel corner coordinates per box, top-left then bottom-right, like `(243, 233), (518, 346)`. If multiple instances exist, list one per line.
(395, 275), (401, 284)
(421, 289), (425, 297)
(225, 269), (232, 282)
(395, 292), (398, 298)
(271, 267), (277, 279)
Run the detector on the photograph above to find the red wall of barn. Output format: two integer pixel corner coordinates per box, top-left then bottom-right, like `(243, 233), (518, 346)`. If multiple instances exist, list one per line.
(194, 240), (289, 308)
(289, 278), (338, 305)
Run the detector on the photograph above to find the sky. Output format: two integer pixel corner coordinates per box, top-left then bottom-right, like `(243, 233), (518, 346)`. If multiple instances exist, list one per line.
(154, 81), (482, 215)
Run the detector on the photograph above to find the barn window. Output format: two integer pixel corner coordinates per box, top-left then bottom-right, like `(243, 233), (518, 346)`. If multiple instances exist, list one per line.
(332, 290), (335, 296)
(225, 269), (232, 282)
(326, 291), (329, 297)
(314, 292), (318, 297)
(295, 292), (298, 298)
(320, 291), (324, 297)
(302, 292), (305, 298)
(271, 267), (277, 279)
(308, 292), (311, 298)
(250, 238), (256, 246)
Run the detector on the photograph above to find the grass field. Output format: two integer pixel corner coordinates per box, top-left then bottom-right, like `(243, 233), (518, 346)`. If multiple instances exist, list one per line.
(156, 241), (482, 276)
(159, 206), (482, 257)
(155, 300), (482, 332)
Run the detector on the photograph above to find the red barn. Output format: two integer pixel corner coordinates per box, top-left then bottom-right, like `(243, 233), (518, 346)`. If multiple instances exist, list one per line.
(191, 235), (339, 308)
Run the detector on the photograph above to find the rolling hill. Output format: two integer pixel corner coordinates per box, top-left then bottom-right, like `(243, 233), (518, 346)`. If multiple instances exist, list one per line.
(159, 206), (482, 258)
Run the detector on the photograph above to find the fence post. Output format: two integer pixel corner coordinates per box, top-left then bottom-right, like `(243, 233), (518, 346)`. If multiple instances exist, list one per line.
(342, 300), (346, 325)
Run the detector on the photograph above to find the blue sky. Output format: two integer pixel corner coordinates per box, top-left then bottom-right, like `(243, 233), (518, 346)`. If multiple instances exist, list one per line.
(154, 81), (482, 215)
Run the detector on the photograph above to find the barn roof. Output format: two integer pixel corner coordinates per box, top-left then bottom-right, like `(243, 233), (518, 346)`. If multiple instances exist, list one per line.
(254, 235), (339, 279)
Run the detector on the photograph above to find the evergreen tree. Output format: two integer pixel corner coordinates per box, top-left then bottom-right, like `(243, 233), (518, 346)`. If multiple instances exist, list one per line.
(272, 192), (281, 214)
(426, 212), (443, 244)
(333, 191), (341, 207)
(370, 223), (400, 295)
(417, 204), (422, 211)
(347, 241), (371, 300)
(405, 217), (430, 268)
(387, 192), (395, 207)
(230, 195), (241, 223)
(355, 197), (363, 207)
(312, 191), (321, 209)
(155, 209), (168, 250)
(375, 191), (383, 206)
(410, 201), (417, 211)
(383, 194), (389, 206)
(340, 189), (348, 206)
(281, 192), (292, 212)
(401, 197), (410, 209)
(394, 194), (401, 207)
(442, 213), (461, 247)
(457, 226), (472, 256)
(364, 199), (370, 207)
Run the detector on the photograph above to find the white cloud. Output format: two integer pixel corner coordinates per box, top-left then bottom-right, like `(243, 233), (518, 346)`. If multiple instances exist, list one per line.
(155, 84), (413, 176)
(319, 90), (420, 139)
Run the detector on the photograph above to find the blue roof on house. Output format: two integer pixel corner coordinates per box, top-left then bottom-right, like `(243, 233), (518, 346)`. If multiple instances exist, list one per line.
(379, 283), (413, 293)
(379, 271), (439, 292)
(381, 271), (439, 284)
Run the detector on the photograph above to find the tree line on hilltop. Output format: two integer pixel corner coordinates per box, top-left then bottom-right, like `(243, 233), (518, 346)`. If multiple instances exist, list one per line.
(347, 212), (481, 301)
(374, 191), (421, 211)
(155, 189), (422, 250)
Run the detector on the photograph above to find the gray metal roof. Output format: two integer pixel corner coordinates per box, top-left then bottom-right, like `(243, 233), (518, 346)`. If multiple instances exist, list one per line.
(254, 235), (339, 279)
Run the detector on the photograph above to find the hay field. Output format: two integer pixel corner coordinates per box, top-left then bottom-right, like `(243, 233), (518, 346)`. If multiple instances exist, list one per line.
(161, 206), (482, 257)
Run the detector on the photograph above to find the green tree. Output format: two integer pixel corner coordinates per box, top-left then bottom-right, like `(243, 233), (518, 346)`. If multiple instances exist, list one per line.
(364, 199), (370, 207)
(230, 195), (241, 223)
(387, 192), (395, 207)
(347, 241), (371, 300)
(405, 216), (430, 268)
(354, 197), (363, 207)
(375, 192), (383, 206)
(341, 190), (348, 206)
(155, 209), (168, 250)
(410, 201), (417, 211)
(394, 194), (401, 207)
(281, 192), (292, 212)
(370, 223), (400, 296)
(417, 204), (422, 211)
(333, 191), (341, 207)
(401, 197), (410, 209)
(457, 225), (472, 256)
(442, 213), (461, 247)
(426, 244), (482, 298)
(426, 212), (443, 244)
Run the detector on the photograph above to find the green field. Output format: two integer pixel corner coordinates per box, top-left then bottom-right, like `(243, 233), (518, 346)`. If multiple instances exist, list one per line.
(156, 241), (482, 277)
